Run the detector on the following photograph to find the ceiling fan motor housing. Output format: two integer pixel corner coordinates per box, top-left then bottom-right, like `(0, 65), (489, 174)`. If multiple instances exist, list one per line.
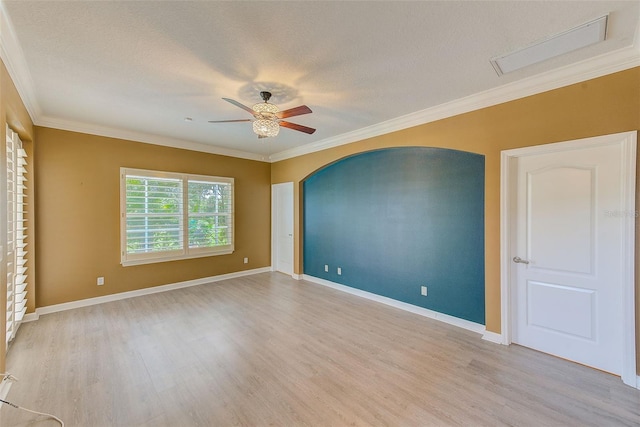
(260, 91), (272, 102)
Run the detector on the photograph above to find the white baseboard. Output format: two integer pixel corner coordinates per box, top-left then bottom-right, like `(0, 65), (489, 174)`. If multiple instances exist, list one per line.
(270, 268), (301, 280)
(24, 267), (272, 320)
(302, 275), (486, 335)
(22, 312), (38, 322)
(481, 330), (505, 345)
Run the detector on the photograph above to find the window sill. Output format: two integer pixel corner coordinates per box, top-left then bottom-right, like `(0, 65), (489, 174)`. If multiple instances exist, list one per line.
(121, 249), (234, 267)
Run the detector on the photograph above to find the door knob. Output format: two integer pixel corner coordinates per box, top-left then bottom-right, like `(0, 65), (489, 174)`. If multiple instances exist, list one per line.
(513, 256), (530, 264)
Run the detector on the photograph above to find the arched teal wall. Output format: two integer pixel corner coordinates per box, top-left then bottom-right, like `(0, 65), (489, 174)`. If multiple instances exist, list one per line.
(303, 147), (485, 324)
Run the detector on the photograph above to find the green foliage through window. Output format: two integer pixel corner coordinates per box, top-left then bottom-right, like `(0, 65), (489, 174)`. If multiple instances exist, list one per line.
(188, 180), (231, 249)
(125, 176), (182, 254)
(122, 170), (233, 263)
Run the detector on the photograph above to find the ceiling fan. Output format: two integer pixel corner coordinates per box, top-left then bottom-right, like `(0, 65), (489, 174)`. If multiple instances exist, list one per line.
(209, 91), (316, 139)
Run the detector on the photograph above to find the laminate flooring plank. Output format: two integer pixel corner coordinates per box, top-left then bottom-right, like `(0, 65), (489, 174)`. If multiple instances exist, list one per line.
(1, 272), (639, 426)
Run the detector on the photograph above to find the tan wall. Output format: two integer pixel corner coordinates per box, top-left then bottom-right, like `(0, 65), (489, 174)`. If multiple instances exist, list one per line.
(34, 127), (271, 307)
(0, 59), (637, 375)
(0, 60), (34, 371)
(271, 68), (640, 366)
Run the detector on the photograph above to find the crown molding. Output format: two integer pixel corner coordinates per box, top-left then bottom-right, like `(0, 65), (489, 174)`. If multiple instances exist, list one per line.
(269, 44), (640, 162)
(0, 5), (266, 162)
(1, 3), (638, 164)
(0, 4), (41, 121)
(37, 115), (268, 162)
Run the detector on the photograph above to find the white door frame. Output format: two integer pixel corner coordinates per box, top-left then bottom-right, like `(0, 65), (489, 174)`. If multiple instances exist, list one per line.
(271, 182), (294, 277)
(500, 131), (637, 388)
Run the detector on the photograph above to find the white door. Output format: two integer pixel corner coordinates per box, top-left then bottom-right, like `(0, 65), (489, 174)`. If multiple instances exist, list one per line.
(511, 135), (634, 378)
(272, 182), (294, 276)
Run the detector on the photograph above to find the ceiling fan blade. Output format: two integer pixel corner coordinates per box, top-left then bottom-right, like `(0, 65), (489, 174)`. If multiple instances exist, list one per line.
(207, 119), (252, 123)
(276, 105), (312, 119)
(222, 98), (256, 116)
(279, 121), (316, 134)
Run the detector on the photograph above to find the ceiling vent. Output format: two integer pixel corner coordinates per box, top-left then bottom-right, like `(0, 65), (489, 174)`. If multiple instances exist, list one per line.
(491, 15), (608, 76)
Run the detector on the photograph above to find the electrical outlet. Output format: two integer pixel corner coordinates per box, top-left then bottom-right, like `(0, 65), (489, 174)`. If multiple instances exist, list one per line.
(337, 267), (342, 275)
(324, 264), (329, 272)
(243, 257), (249, 264)
(97, 277), (104, 286)
(421, 286), (427, 296)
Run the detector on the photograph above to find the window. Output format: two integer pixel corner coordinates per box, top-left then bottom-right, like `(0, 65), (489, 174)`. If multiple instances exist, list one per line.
(6, 126), (28, 346)
(120, 168), (233, 266)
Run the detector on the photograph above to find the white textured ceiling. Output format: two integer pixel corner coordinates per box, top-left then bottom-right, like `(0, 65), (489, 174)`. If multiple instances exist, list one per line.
(1, 1), (639, 161)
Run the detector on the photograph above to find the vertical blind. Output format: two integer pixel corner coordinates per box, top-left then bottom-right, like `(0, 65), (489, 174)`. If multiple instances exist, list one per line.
(6, 126), (28, 346)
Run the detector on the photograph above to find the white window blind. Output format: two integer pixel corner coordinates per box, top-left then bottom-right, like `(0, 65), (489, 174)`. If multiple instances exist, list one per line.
(6, 126), (28, 346)
(120, 168), (234, 266)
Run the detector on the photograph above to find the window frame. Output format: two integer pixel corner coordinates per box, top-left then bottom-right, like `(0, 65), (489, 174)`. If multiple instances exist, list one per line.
(120, 167), (234, 266)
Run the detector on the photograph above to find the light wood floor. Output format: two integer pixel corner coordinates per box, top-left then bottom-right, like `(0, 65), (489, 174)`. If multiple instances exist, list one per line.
(1, 272), (639, 426)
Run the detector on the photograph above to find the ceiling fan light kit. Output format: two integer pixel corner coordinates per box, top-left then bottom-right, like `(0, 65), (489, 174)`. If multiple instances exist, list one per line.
(252, 102), (279, 115)
(209, 91), (316, 139)
(253, 118), (280, 138)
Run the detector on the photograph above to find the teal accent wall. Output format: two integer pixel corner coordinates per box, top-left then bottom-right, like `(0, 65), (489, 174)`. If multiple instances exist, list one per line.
(303, 147), (485, 324)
